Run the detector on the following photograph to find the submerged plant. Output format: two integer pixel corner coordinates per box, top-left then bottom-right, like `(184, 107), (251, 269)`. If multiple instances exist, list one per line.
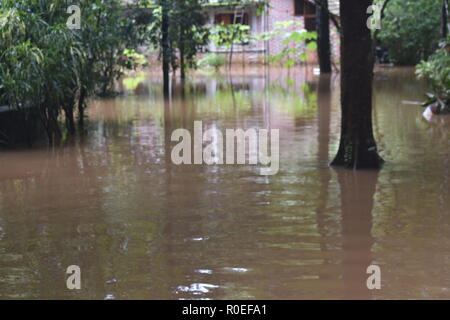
(197, 53), (227, 71)
(416, 36), (450, 114)
(257, 20), (317, 67)
(0, 0), (149, 145)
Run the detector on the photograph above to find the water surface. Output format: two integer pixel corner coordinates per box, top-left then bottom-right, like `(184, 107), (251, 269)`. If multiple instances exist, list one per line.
(0, 67), (449, 299)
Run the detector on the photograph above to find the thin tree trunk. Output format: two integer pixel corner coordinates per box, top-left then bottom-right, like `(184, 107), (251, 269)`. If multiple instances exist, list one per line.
(179, 42), (187, 98)
(314, 74), (333, 281)
(47, 110), (61, 146)
(317, 74), (331, 162)
(78, 87), (86, 128)
(312, 0), (341, 32)
(229, 42), (234, 70)
(64, 106), (76, 135)
(161, 0), (170, 99)
(180, 43), (186, 82)
(316, 0), (332, 73)
(375, 0), (391, 39)
(331, 0), (384, 169)
(442, 0), (449, 38)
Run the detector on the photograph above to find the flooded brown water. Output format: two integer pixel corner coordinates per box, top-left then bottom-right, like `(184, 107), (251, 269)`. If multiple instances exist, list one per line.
(0, 67), (449, 299)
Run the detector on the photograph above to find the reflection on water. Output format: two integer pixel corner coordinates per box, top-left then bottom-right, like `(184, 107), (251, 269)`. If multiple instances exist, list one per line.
(0, 67), (449, 299)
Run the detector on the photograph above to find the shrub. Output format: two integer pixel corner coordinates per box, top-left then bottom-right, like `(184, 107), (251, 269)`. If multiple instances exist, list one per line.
(257, 20), (317, 67)
(0, 0), (148, 144)
(416, 36), (450, 114)
(197, 53), (227, 71)
(378, 0), (442, 65)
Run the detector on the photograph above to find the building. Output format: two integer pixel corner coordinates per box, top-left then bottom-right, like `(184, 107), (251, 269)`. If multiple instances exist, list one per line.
(202, 0), (340, 63)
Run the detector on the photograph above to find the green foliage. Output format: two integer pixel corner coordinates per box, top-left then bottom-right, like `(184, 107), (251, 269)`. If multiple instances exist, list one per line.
(148, 0), (208, 76)
(209, 22), (251, 67)
(416, 36), (450, 114)
(197, 53), (227, 71)
(210, 23), (251, 48)
(170, 0), (208, 73)
(257, 20), (317, 67)
(122, 71), (147, 91)
(0, 0), (149, 145)
(79, 0), (150, 96)
(378, 0), (442, 65)
(124, 48), (148, 69)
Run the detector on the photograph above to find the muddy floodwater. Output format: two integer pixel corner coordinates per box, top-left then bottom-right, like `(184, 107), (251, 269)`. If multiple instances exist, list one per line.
(0, 67), (449, 299)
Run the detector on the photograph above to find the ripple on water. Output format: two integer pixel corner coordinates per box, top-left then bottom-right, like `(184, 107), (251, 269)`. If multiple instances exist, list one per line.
(176, 283), (220, 295)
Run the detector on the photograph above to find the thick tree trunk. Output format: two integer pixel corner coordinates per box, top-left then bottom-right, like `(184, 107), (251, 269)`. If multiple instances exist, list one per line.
(161, 0), (170, 99)
(316, 0), (332, 73)
(331, 0), (384, 169)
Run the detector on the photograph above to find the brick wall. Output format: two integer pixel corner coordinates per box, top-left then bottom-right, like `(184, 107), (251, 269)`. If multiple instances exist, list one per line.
(267, 0), (304, 55)
(186, 0), (341, 65)
(267, 0), (340, 65)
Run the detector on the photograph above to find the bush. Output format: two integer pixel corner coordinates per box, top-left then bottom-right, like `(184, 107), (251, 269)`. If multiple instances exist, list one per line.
(197, 53), (226, 71)
(257, 20), (317, 67)
(378, 0), (442, 65)
(416, 37), (450, 114)
(0, 0), (148, 144)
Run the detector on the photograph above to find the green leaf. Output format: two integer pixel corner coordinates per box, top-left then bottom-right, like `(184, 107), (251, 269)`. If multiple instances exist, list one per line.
(306, 41), (317, 51)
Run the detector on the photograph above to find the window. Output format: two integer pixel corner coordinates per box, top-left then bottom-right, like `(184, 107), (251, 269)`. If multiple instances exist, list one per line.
(294, 0), (305, 16)
(294, 0), (316, 16)
(294, 0), (316, 32)
(304, 1), (316, 15)
(304, 17), (316, 32)
(215, 13), (249, 26)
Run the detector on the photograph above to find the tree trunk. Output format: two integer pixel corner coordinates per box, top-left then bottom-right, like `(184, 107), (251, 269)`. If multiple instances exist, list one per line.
(316, 0), (332, 73)
(180, 42), (186, 82)
(442, 0), (449, 38)
(229, 43), (234, 70)
(331, 0), (384, 169)
(161, 0), (170, 99)
(317, 74), (331, 162)
(373, 0), (391, 57)
(314, 75), (332, 281)
(78, 87), (86, 128)
(46, 110), (61, 146)
(64, 106), (76, 135)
